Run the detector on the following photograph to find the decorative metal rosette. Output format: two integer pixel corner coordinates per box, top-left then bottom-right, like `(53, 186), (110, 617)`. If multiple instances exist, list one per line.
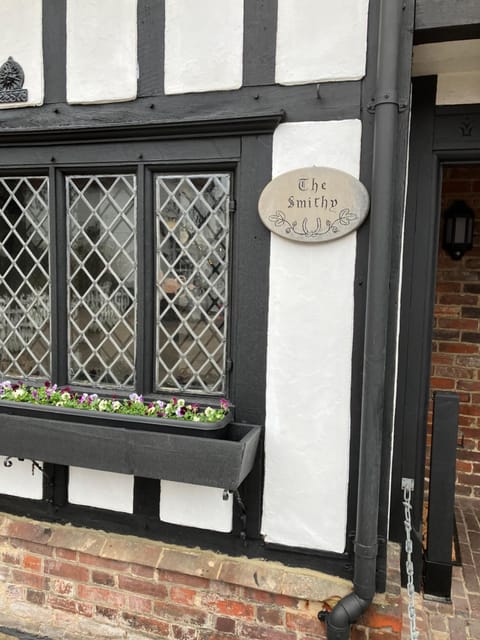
(0, 56), (28, 103)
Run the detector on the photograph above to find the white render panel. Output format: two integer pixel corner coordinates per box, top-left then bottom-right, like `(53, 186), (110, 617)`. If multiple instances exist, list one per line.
(262, 121), (362, 552)
(276, 0), (369, 85)
(68, 468), (134, 513)
(0, 458), (43, 499)
(160, 481), (233, 532)
(0, 0), (43, 109)
(436, 72), (480, 105)
(164, 0), (243, 94)
(67, 0), (137, 104)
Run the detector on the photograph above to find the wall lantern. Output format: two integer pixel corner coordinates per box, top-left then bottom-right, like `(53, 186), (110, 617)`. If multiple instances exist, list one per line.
(442, 200), (475, 260)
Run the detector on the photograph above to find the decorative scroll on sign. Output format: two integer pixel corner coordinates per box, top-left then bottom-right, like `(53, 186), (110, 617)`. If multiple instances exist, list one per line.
(258, 167), (369, 243)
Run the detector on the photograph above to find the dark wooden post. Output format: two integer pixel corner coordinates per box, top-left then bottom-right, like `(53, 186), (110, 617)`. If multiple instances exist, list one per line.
(424, 391), (459, 601)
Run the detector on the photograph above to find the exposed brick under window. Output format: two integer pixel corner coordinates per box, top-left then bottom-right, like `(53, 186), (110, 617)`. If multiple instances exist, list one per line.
(0, 514), (403, 640)
(429, 164), (480, 498)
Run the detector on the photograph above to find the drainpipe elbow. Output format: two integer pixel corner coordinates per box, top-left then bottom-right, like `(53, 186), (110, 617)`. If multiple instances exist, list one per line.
(319, 592), (372, 640)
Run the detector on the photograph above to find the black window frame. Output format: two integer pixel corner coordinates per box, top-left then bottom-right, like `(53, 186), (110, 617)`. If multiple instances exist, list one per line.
(0, 125), (274, 555)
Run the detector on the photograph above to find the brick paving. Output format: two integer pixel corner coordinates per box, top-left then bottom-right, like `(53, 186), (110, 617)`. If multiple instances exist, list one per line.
(403, 496), (480, 639)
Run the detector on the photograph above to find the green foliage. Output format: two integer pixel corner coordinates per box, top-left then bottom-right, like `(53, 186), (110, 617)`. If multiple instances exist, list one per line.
(0, 381), (229, 423)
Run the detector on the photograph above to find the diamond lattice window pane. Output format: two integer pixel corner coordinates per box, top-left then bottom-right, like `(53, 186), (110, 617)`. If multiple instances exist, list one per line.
(155, 174), (230, 394)
(0, 177), (51, 379)
(67, 175), (136, 388)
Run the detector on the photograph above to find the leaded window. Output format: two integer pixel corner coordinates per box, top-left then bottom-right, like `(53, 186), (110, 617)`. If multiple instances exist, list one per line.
(67, 175), (137, 388)
(0, 170), (231, 397)
(0, 127), (273, 554)
(155, 174), (230, 394)
(0, 177), (50, 379)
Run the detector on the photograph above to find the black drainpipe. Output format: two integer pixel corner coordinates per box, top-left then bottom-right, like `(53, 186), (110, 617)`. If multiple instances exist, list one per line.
(319, 1), (406, 638)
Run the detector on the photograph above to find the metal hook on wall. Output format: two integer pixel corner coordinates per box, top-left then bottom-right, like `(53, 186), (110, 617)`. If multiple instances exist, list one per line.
(3, 456), (49, 480)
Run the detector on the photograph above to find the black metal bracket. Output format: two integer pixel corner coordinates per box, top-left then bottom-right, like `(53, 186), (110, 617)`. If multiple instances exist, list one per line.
(367, 92), (408, 113)
(232, 489), (248, 545)
(3, 456), (49, 480)
(424, 392), (459, 601)
(3, 456), (14, 468)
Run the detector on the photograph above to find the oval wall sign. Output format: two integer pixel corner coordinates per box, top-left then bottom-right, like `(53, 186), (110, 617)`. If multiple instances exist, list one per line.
(258, 167), (369, 243)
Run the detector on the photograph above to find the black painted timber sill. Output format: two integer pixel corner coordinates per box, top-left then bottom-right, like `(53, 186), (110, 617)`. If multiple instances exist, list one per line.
(0, 403), (261, 490)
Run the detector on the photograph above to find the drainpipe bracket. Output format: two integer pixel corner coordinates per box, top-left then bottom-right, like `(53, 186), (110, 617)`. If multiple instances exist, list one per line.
(354, 540), (378, 559)
(367, 92), (408, 113)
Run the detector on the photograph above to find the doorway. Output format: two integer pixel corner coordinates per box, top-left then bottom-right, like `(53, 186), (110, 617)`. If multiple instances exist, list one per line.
(390, 76), (480, 586)
(428, 163), (480, 499)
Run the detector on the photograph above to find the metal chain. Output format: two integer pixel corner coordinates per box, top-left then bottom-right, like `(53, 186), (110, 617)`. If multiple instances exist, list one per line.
(402, 478), (420, 640)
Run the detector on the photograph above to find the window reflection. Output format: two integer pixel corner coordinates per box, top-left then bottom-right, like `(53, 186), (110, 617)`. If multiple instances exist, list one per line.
(0, 177), (50, 379)
(67, 175), (136, 388)
(155, 174), (230, 394)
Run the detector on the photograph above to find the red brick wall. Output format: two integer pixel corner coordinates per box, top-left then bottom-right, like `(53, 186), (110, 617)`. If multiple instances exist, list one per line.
(430, 164), (480, 497)
(0, 514), (402, 640)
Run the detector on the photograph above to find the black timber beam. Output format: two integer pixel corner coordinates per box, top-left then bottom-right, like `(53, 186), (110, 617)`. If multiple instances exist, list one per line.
(0, 82), (361, 144)
(0, 112), (284, 146)
(414, 0), (480, 44)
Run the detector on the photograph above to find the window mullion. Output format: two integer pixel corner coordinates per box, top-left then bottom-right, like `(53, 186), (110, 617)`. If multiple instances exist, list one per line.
(50, 167), (68, 384)
(137, 164), (154, 394)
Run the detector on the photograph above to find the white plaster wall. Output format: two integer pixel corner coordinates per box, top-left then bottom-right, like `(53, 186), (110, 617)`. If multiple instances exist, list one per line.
(67, 0), (137, 104)
(262, 121), (362, 553)
(164, 0), (243, 95)
(160, 481), (233, 532)
(276, 0), (369, 85)
(0, 458), (43, 499)
(68, 468), (134, 513)
(0, 0), (43, 109)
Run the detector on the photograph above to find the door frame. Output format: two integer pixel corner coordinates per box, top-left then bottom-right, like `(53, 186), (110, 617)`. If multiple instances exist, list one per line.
(390, 76), (480, 577)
